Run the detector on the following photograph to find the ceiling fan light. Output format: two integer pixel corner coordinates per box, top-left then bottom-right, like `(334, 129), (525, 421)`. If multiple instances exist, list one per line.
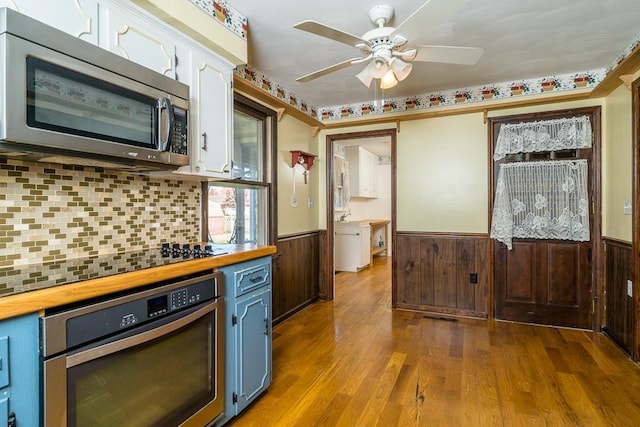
(391, 58), (413, 81)
(380, 69), (398, 89)
(369, 60), (388, 79)
(356, 66), (373, 87)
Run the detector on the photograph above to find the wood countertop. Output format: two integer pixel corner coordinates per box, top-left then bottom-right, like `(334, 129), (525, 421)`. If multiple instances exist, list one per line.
(0, 245), (276, 321)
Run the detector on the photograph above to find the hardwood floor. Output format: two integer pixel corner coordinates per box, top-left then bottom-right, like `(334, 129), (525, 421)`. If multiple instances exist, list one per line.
(230, 256), (640, 426)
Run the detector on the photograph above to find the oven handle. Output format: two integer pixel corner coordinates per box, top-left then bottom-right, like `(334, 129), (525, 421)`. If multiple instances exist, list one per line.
(66, 301), (217, 368)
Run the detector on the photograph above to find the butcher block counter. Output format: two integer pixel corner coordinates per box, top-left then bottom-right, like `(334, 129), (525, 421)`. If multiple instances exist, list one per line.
(0, 244), (276, 320)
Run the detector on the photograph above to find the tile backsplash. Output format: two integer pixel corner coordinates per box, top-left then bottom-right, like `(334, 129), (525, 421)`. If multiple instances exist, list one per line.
(0, 157), (201, 268)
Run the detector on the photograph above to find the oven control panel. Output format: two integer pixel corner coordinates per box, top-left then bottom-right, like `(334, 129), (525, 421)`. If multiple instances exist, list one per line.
(49, 272), (222, 354)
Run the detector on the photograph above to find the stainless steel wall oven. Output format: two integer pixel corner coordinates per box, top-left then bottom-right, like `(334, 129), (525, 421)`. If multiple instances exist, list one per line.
(41, 271), (224, 427)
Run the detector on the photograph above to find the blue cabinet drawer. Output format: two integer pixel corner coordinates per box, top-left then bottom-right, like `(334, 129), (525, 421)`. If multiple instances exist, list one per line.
(234, 261), (270, 297)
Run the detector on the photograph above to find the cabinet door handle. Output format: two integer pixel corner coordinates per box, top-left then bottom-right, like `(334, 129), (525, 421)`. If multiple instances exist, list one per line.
(264, 318), (269, 335)
(201, 132), (207, 151)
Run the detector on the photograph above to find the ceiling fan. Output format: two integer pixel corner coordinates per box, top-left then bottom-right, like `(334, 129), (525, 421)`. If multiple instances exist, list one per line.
(294, 0), (484, 89)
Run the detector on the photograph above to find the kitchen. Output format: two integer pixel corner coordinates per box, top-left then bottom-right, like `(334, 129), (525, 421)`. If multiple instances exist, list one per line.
(1, 0), (640, 425)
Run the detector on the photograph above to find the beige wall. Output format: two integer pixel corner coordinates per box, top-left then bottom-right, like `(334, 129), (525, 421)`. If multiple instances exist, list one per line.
(269, 91), (633, 241)
(276, 114), (321, 236)
(602, 84), (633, 242)
(396, 113), (488, 233)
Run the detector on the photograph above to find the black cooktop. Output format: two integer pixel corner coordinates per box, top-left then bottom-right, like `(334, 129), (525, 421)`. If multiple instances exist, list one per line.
(0, 243), (228, 297)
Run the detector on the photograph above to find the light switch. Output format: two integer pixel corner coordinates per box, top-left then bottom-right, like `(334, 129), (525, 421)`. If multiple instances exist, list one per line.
(623, 200), (632, 215)
(291, 193), (298, 207)
(307, 197), (314, 208)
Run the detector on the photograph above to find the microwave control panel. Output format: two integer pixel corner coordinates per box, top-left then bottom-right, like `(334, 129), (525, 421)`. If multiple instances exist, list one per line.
(170, 108), (188, 155)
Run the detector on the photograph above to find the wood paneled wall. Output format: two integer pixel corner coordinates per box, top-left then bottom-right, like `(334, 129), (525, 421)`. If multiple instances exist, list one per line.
(603, 238), (633, 354)
(272, 232), (321, 324)
(395, 233), (489, 318)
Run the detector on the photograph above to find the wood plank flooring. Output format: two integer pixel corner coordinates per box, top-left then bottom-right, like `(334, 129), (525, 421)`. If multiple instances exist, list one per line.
(230, 257), (640, 426)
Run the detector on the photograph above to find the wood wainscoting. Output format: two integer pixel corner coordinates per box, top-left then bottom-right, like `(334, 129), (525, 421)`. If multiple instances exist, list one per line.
(272, 231), (322, 324)
(395, 233), (489, 318)
(603, 238), (633, 355)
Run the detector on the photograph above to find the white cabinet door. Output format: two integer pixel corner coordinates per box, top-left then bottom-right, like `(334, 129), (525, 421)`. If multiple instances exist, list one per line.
(3, 0), (99, 44)
(368, 150), (379, 198)
(335, 222), (371, 272)
(346, 146), (378, 198)
(187, 48), (233, 178)
(360, 224), (371, 268)
(98, 1), (176, 78)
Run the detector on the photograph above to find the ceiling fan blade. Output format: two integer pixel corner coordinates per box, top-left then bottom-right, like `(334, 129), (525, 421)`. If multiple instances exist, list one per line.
(390, 0), (469, 42)
(296, 57), (365, 82)
(411, 45), (484, 65)
(294, 20), (366, 47)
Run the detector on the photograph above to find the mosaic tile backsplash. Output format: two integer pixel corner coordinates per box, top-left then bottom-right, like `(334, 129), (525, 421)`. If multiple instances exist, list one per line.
(0, 157), (201, 268)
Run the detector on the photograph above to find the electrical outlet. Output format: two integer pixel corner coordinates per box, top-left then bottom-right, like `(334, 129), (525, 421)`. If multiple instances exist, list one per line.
(628, 280), (633, 297)
(470, 272), (478, 284)
(291, 193), (298, 207)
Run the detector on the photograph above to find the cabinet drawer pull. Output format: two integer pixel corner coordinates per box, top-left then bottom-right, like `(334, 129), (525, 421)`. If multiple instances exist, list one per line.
(249, 276), (264, 283)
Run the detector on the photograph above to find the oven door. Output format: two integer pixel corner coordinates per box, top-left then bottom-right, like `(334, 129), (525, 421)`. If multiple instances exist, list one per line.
(43, 299), (224, 427)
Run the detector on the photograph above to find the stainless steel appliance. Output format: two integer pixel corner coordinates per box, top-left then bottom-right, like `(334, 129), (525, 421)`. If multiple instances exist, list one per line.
(41, 271), (224, 427)
(0, 8), (189, 171)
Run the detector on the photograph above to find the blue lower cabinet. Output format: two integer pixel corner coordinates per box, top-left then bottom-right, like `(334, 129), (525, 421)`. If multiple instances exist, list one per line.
(219, 257), (272, 425)
(0, 313), (40, 427)
(235, 287), (271, 413)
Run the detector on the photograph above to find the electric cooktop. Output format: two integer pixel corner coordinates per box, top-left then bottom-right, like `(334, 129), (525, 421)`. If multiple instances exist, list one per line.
(0, 243), (229, 297)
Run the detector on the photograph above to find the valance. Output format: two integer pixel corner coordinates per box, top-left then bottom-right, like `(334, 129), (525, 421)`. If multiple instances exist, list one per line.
(490, 159), (590, 250)
(494, 116), (592, 161)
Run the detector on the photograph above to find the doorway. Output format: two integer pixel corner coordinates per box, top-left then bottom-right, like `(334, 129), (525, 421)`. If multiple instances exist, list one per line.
(324, 129), (397, 301)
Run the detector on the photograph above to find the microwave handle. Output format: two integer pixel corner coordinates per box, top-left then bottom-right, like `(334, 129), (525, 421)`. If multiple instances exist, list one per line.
(157, 98), (174, 152)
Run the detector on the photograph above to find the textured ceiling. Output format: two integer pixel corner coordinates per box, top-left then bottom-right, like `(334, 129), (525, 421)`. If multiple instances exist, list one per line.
(230, 0), (640, 108)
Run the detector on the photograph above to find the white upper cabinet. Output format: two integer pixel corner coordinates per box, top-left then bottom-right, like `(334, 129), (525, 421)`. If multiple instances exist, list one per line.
(98, 0), (177, 79)
(1, 0), (99, 44)
(183, 48), (233, 179)
(10, 0), (237, 179)
(346, 146), (379, 199)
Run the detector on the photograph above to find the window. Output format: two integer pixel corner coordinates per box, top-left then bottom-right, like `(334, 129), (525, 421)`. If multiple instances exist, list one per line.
(203, 95), (275, 245)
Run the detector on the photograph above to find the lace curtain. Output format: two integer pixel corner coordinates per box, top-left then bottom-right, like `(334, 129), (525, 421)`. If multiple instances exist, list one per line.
(494, 115), (592, 160)
(490, 159), (590, 249)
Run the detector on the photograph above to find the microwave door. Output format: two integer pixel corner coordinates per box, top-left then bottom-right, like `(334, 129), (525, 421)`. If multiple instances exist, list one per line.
(27, 56), (159, 151)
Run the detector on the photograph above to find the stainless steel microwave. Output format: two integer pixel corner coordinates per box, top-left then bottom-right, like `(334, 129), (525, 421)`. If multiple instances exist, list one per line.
(0, 8), (190, 171)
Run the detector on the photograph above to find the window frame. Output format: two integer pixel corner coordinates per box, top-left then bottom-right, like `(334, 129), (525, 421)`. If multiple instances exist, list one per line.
(201, 93), (277, 246)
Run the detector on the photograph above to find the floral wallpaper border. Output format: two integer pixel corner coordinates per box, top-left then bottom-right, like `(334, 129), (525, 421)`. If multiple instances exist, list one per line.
(233, 32), (640, 122)
(189, 0), (248, 40)
(235, 64), (319, 118)
(317, 69), (606, 120)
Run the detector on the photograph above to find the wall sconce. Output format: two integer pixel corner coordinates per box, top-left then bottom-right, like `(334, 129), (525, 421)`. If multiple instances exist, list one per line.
(290, 150), (317, 184)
